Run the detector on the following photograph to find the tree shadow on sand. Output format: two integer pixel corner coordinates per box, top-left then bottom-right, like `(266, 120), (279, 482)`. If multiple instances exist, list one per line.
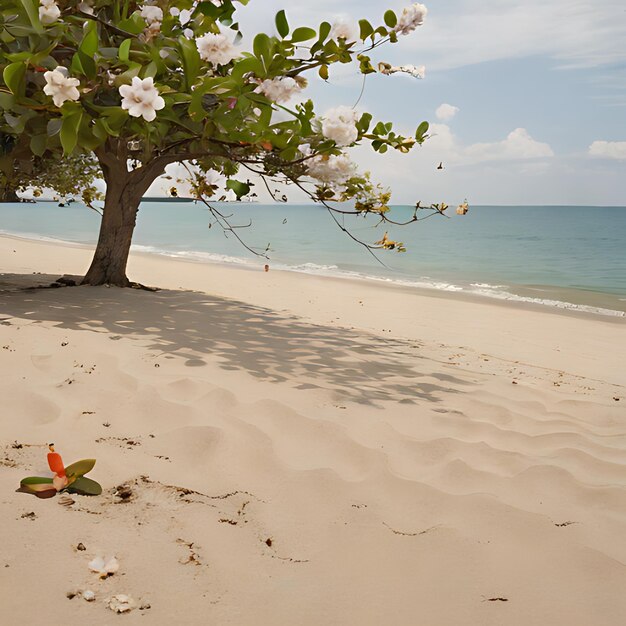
(0, 275), (472, 405)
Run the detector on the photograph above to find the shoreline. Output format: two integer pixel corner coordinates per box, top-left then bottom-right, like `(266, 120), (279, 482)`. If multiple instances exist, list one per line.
(1, 233), (625, 387)
(1, 230), (625, 319)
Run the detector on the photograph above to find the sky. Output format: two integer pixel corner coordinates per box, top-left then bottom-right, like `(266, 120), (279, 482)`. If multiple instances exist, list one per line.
(152, 0), (626, 206)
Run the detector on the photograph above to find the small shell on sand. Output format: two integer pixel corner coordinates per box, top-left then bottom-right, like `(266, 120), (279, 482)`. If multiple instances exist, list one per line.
(88, 555), (119, 578)
(82, 590), (95, 602)
(58, 495), (75, 507)
(107, 594), (135, 613)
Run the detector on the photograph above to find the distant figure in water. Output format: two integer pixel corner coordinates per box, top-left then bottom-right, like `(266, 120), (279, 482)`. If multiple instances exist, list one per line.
(264, 264), (269, 272)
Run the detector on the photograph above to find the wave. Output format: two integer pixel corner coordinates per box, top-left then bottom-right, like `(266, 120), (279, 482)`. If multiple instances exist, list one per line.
(131, 244), (625, 317)
(2, 230), (624, 318)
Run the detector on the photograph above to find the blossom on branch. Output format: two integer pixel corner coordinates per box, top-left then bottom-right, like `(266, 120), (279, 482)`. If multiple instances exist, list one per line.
(43, 67), (80, 107)
(196, 32), (239, 66)
(255, 77), (303, 103)
(77, 2), (94, 15)
(119, 76), (165, 122)
(321, 106), (359, 146)
(330, 21), (357, 44)
(140, 5), (163, 25)
(307, 153), (357, 186)
(394, 3), (428, 35)
(38, 0), (60, 25)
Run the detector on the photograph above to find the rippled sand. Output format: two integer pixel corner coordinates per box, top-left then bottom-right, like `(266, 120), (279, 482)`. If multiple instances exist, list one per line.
(1, 235), (625, 625)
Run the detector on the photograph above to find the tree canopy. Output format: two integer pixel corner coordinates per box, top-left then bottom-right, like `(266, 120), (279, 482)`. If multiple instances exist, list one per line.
(0, 1), (453, 286)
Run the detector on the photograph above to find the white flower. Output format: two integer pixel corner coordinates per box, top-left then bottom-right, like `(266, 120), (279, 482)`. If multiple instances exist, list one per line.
(43, 67), (81, 107)
(307, 153), (357, 186)
(88, 555), (119, 579)
(169, 7), (180, 17)
(205, 169), (225, 188)
(379, 63), (425, 79)
(119, 76), (165, 122)
(184, 28), (194, 39)
(77, 1), (94, 14)
(255, 77), (302, 104)
(330, 21), (357, 43)
(140, 5), (163, 25)
(39, 0), (60, 25)
(179, 9), (192, 25)
(195, 32), (238, 66)
(321, 106), (359, 146)
(395, 3), (428, 35)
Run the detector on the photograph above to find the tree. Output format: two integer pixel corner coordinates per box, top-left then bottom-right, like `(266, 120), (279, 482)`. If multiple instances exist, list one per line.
(0, 0), (445, 286)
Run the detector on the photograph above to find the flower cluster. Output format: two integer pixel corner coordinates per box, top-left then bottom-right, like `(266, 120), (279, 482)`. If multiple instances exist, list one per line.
(43, 67), (80, 107)
(39, 0), (60, 25)
(140, 4), (163, 40)
(140, 4), (163, 25)
(307, 153), (357, 187)
(321, 106), (359, 146)
(255, 77), (302, 103)
(195, 32), (239, 66)
(394, 3), (428, 35)
(119, 76), (165, 122)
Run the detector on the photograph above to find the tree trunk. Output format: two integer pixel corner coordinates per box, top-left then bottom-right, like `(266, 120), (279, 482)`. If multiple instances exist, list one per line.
(81, 155), (162, 287)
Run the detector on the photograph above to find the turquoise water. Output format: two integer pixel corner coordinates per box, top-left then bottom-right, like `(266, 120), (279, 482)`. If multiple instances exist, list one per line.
(1, 201), (625, 316)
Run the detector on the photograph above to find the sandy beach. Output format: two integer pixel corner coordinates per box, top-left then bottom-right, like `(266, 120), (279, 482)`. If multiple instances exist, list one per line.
(1, 233), (625, 625)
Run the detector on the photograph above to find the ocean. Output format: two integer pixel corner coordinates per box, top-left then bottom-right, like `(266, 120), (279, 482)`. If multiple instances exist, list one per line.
(1, 201), (625, 317)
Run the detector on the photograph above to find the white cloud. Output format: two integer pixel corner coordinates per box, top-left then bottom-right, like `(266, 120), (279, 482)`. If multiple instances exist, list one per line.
(435, 103), (459, 121)
(589, 140), (626, 160)
(398, 0), (626, 70)
(425, 125), (554, 164)
(464, 128), (554, 162)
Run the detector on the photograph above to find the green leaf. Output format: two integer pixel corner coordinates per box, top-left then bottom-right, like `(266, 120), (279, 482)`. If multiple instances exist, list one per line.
(18, 0), (44, 34)
(117, 14), (146, 35)
(178, 36), (201, 88)
(64, 458), (96, 478)
(275, 10), (289, 38)
(359, 19), (374, 41)
(253, 33), (272, 63)
(0, 92), (15, 109)
(415, 121), (429, 142)
(30, 134), (47, 156)
(119, 38), (132, 62)
(71, 50), (96, 79)
(144, 61), (158, 78)
(80, 20), (99, 57)
(318, 21), (332, 42)
(67, 476), (102, 496)
(18, 476), (56, 498)
(60, 110), (83, 154)
(357, 112), (373, 133)
(384, 10), (397, 28)
(290, 27), (317, 43)
(226, 179), (251, 199)
(20, 476), (53, 486)
(3, 62), (26, 97)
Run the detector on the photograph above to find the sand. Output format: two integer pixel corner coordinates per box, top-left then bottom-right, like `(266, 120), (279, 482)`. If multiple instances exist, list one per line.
(0, 233), (625, 625)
